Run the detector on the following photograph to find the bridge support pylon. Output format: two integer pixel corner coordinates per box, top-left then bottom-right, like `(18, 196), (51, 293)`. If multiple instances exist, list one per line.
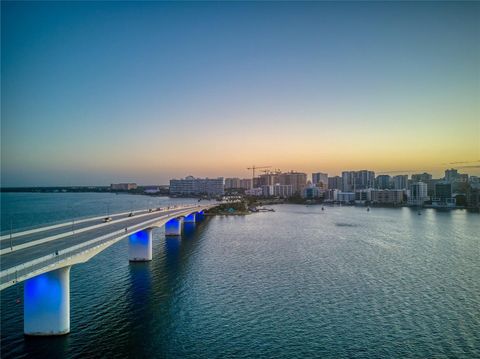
(165, 217), (183, 236)
(129, 228), (153, 261)
(24, 266), (71, 336)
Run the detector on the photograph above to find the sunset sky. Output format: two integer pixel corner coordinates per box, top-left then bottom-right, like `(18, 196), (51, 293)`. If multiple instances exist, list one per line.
(2, 1), (479, 186)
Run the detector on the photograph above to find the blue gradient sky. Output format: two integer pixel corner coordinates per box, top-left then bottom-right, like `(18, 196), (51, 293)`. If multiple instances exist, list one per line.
(2, 1), (479, 186)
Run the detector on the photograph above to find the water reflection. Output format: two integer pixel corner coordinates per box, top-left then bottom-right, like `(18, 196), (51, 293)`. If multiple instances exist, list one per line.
(24, 334), (70, 359)
(182, 222), (196, 238)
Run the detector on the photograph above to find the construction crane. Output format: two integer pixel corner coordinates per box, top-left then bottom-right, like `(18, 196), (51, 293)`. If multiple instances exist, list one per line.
(246, 165), (271, 181)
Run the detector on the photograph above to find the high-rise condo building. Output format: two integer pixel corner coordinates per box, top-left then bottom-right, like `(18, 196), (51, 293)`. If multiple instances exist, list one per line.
(444, 169), (459, 182)
(408, 182), (428, 206)
(432, 182), (455, 207)
(273, 184), (293, 198)
(302, 186), (324, 199)
(328, 176), (343, 190)
(376, 175), (391, 189)
(342, 171), (355, 192)
(411, 173), (435, 195)
(411, 173), (432, 183)
(225, 178), (241, 189)
(393, 175), (408, 190)
(312, 172), (328, 188)
(370, 190), (405, 204)
(169, 176), (224, 196)
(278, 171), (307, 194)
(239, 178), (253, 190)
(258, 173), (280, 187)
(342, 170), (375, 191)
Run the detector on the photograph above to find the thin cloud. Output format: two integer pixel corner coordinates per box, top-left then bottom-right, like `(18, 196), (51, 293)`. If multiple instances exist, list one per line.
(442, 160), (480, 165)
(455, 165), (480, 169)
(375, 170), (418, 174)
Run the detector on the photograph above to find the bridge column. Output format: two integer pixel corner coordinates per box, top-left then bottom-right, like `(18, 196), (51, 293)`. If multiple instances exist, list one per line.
(24, 266), (71, 336)
(184, 213), (196, 223)
(129, 228), (153, 261)
(165, 217), (183, 236)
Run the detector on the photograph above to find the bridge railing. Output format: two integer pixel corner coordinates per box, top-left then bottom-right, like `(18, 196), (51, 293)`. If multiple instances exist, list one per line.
(0, 204), (212, 289)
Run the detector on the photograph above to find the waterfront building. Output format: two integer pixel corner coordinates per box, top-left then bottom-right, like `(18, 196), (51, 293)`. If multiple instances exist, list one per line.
(302, 185), (324, 199)
(328, 176), (343, 190)
(426, 179), (440, 197)
(273, 184), (293, 198)
(312, 172), (328, 188)
(342, 170), (375, 191)
(258, 172), (280, 187)
(355, 189), (372, 203)
(469, 176), (480, 189)
(245, 187), (263, 196)
(342, 171), (355, 192)
(253, 177), (263, 188)
(458, 173), (469, 183)
(355, 170), (375, 189)
(393, 175), (408, 190)
(411, 172), (432, 183)
(376, 175), (391, 189)
(337, 192), (355, 203)
(444, 168), (459, 182)
(261, 185), (273, 197)
(411, 173), (436, 196)
(432, 182), (455, 207)
(169, 176), (224, 196)
(370, 189), (405, 205)
(408, 182), (428, 206)
(239, 178), (253, 190)
(110, 183), (137, 191)
(225, 178), (241, 189)
(278, 171), (307, 194)
(324, 189), (340, 202)
(447, 171), (469, 192)
(467, 187), (480, 209)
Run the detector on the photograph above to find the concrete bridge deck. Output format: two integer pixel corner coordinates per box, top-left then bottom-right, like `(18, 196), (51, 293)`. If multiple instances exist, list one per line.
(0, 208), (156, 251)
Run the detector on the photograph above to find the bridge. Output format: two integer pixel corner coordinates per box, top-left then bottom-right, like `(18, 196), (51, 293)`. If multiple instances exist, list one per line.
(0, 203), (218, 336)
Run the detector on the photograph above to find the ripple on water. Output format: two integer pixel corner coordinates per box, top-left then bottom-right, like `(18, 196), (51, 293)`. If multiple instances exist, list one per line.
(1, 198), (479, 358)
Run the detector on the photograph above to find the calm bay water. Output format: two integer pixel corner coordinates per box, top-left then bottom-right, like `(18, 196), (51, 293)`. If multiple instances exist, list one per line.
(1, 193), (479, 358)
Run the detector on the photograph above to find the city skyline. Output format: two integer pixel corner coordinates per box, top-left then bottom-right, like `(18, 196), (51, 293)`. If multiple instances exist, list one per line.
(2, 1), (479, 186)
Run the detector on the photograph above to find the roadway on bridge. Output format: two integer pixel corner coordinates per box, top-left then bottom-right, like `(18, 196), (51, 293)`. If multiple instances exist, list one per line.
(0, 208), (157, 251)
(0, 206), (203, 271)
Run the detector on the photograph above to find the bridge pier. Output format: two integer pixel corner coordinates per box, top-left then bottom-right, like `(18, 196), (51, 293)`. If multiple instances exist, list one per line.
(165, 218), (183, 236)
(24, 266), (71, 336)
(129, 228), (153, 261)
(184, 213), (196, 223)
